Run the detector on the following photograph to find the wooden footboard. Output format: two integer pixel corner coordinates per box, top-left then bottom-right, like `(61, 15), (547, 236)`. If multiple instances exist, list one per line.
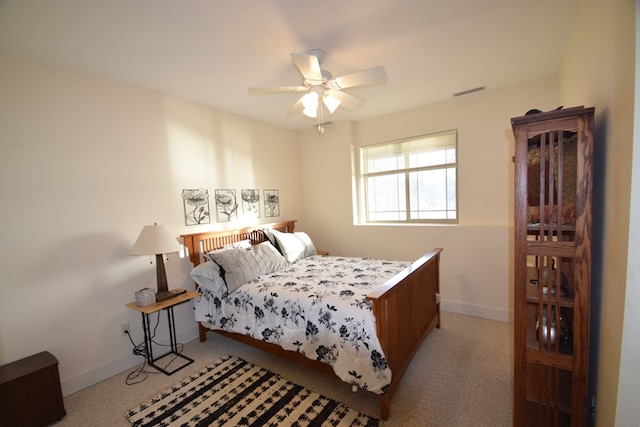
(181, 222), (443, 421)
(367, 248), (443, 420)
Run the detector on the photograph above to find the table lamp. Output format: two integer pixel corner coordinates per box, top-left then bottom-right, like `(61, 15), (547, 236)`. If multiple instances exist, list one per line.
(130, 224), (181, 302)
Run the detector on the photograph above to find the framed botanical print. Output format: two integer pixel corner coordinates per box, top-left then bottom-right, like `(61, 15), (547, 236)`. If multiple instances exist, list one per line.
(215, 189), (238, 222)
(263, 189), (280, 218)
(182, 189), (210, 225)
(241, 189), (261, 218)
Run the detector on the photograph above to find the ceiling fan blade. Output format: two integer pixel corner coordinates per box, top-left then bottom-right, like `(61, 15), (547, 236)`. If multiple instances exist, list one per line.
(290, 53), (323, 83)
(329, 91), (366, 111)
(248, 86), (307, 95)
(330, 66), (388, 90)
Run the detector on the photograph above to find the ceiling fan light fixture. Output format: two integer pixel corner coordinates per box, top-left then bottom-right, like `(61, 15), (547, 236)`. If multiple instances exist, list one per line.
(323, 93), (341, 114)
(303, 106), (317, 118)
(302, 89), (321, 118)
(301, 90), (318, 107)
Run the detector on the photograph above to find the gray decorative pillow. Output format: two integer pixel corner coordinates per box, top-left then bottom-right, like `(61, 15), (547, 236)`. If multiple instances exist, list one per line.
(262, 228), (278, 248)
(206, 242), (288, 293)
(273, 231), (317, 263)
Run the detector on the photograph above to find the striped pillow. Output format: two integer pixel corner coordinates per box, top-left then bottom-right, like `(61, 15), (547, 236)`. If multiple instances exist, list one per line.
(206, 242), (288, 293)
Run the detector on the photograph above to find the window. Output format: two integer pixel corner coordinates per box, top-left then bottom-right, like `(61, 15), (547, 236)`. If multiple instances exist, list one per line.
(360, 130), (457, 223)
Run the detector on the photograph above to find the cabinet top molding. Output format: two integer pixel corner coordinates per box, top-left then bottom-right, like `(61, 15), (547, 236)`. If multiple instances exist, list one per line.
(511, 106), (594, 127)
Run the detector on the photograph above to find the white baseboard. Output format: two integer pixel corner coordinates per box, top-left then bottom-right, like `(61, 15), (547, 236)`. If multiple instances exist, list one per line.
(60, 324), (200, 397)
(441, 299), (513, 323)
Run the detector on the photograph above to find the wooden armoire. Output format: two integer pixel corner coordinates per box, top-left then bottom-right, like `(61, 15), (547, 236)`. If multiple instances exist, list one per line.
(511, 106), (594, 426)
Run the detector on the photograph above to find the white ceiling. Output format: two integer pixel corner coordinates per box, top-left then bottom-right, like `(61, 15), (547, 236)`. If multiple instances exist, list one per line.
(0, 0), (580, 131)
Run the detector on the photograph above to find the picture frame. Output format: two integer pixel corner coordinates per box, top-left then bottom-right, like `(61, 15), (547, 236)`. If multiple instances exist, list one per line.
(215, 189), (238, 222)
(182, 189), (210, 225)
(263, 189), (280, 218)
(241, 189), (261, 218)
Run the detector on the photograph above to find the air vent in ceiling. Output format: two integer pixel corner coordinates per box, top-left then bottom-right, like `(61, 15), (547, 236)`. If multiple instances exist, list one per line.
(453, 86), (486, 97)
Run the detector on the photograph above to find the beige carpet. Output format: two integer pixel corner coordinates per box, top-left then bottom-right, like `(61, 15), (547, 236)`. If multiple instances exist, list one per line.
(53, 312), (513, 427)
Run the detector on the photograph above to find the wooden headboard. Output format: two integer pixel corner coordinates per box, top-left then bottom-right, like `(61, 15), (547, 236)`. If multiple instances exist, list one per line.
(180, 220), (297, 267)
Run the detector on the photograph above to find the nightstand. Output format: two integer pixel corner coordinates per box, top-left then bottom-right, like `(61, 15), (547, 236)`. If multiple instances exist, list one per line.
(126, 289), (200, 375)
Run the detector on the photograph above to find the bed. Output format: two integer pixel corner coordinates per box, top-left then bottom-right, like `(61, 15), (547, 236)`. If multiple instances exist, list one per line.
(181, 220), (442, 420)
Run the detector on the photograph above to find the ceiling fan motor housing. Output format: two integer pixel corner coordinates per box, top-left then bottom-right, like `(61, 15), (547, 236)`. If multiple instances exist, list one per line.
(306, 48), (326, 64)
(304, 69), (333, 88)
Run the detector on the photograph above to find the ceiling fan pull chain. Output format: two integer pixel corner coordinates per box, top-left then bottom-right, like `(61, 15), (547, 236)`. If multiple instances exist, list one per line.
(318, 101), (325, 135)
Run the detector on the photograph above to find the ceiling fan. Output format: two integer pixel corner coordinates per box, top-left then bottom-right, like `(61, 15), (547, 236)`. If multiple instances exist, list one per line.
(248, 49), (388, 123)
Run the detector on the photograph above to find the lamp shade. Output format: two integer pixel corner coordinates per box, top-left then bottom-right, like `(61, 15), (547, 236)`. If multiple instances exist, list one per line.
(130, 224), (180, 256)
(302, 91), (319, 118)
(323, 93), (341, 114)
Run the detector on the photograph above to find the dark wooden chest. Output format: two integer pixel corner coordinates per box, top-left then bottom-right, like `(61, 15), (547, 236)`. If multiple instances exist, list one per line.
(0, 351), (66, 426)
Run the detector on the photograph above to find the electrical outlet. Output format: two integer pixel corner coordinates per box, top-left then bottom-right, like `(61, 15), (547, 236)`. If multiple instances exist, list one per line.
(120, 322), (130, 337)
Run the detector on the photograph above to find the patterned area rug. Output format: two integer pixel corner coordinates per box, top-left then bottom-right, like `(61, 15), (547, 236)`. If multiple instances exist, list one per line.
(126, 355), (379, 427)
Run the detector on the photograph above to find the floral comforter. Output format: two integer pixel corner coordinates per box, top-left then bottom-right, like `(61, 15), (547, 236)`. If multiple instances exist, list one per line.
(193, 255), (409, 394)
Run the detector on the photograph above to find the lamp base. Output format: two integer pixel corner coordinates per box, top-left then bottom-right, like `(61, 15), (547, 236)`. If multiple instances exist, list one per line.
(155, 288), (187, 302)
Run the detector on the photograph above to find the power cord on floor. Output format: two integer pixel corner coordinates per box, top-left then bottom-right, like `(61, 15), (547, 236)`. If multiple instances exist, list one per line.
(124, 312), (185, 385)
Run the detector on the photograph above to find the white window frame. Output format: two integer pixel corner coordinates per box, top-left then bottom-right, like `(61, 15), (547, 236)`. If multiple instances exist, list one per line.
(358, 130), (458, 224)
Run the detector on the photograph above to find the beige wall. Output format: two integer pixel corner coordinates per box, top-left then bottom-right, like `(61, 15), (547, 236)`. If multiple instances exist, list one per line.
(616, 3), (640, 424)
(299, 77), (559, 322)
(0, 55), (303, 395)
(558, 0), (636, 425)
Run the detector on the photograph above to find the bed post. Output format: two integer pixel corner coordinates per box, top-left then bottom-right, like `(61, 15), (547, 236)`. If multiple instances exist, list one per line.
(198, 324), (208, 342)
(380, 395), (391, 421)
(182, 234), (198, 266)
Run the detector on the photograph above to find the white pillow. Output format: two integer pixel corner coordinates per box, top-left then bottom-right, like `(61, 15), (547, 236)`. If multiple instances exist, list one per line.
(189, 262), (226, 293)
(294, 232), (317, 257)
(222, 239), (252, 250)
(273, 231), (317, 263)
(207, 241), (288, 293)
